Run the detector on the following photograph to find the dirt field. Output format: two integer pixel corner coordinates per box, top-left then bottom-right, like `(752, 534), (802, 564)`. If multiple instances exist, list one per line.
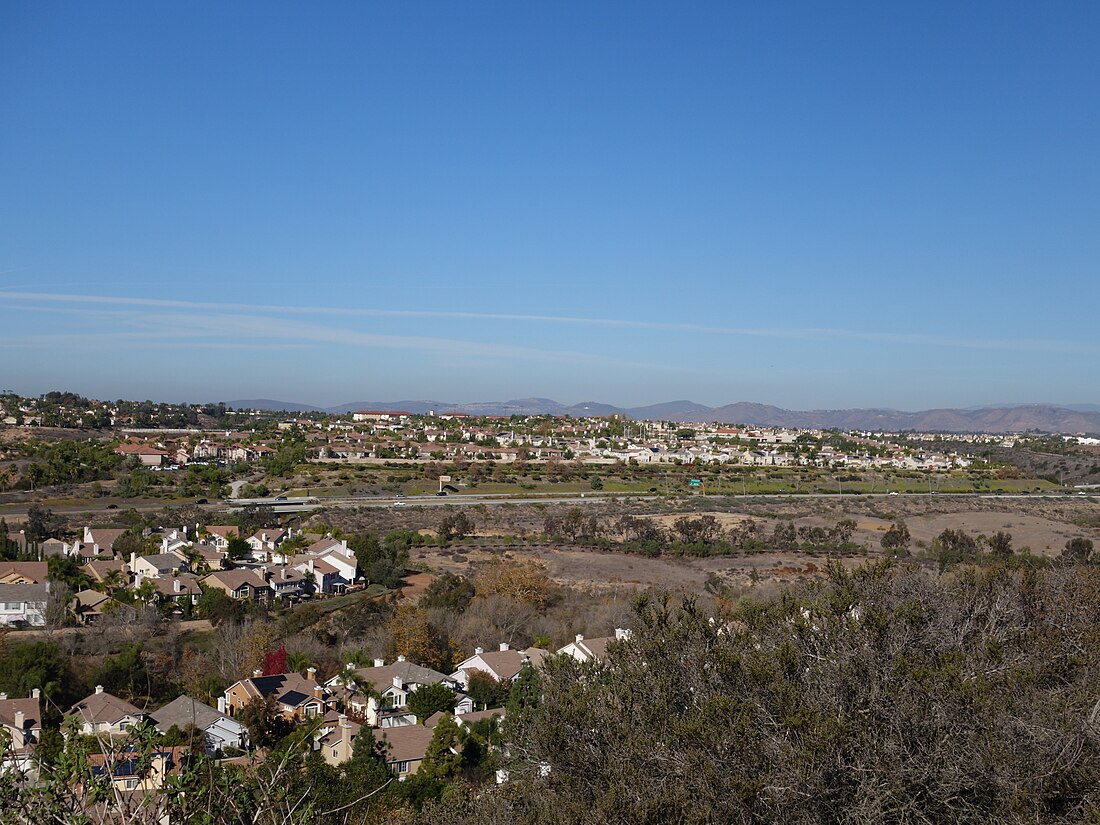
(387, 495), (1100, 598)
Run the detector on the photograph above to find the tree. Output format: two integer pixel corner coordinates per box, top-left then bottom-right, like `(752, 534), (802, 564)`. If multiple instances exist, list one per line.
(196, 586), (246, 625)
(880, 521), (911, 556)
(473, 559), (554, 610)
(419, 713), (464, 781)
(672, 515), (721, 544)
(238, 694), (294, 748)
(226, 535), (252, 562)
(24, 504), (58, 542)
(466, 670), (504, 710)
(47, 556), (89, 593)
(0, 519), (22, 560)
(286, 650), (311, 675)
(507, 663), (540, 714)
(407, 682), (456, 723)
(421, 573), (476, 613)
(262, 645), (288, 676)
(349, 531), (409, 589)
(589, 475), (604, 491)
(989, 531), (1013, 558)
(1063, 537), (1094, 562)
(0, 640), (75, 707)
(385, 604), (456, 672)
(92, 642), (149, 701)
(438, 511), (475, 542)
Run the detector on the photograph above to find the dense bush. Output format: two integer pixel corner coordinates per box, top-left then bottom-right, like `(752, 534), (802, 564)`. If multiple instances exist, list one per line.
(431, 563), (1100, 824)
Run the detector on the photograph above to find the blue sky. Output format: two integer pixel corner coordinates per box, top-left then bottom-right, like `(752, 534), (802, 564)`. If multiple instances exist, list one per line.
(1, 2), (1097, 409)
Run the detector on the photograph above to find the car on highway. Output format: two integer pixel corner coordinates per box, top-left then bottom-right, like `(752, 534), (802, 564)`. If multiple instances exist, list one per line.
(435, 491), (447, 496)
(105, 504), (119, 509)
(395, 493), (406, 498)
(393, 501), (406, 507)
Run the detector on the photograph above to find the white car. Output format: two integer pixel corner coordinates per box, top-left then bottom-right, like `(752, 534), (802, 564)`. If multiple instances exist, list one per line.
(393, 501), (406, 507)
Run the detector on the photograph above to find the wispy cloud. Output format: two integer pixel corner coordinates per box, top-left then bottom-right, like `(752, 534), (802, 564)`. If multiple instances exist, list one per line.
(0, 289), (1093, 354)
(0, 298), (666, 370)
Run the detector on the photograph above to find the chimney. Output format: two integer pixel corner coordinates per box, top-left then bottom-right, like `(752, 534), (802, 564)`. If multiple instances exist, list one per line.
(31, 688), (40, 700)
(307, 666), (317, 682)
(474, 647), (483, 656)
(174, 579), (182, 593)
(575, 634), (584, 644)
(373, 658), (384, 668)
(217, 697), (226, 713)
(14, 710), (24, 730)
(396, 654), (406, 663)
(313, 685), (323, 699)
(95, 685), (104, 695)
(253, 669), (263, 678)
(261, 565), (269, 582)
(130, 552), (137, 568)
(0, 693), (6, 701)
(339, 713), (350, 728)
(281, 567), (288, 580)
(499, 642), (510, 652)
(392, 675), (403, 690)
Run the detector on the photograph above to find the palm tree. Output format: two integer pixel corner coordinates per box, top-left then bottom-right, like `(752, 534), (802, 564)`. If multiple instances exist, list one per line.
(286, 650), (312, 675)
(101, 568), (126, 595)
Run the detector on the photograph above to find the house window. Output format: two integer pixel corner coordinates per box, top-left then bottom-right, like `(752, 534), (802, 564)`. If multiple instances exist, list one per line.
(124, 779), (139, 790)
(396, 761), (409, 774)
(3, 603), (20, 610)
(332, 749), (339, 758)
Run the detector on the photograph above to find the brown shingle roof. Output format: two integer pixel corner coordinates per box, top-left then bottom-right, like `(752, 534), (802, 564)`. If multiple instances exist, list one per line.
(68, 691), (143, 725)
(378, 724), (435, 764)
(0, 562), (48, 583)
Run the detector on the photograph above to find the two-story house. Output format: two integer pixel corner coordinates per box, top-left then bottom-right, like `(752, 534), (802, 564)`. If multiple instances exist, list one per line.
(450, 643), (550, 690)
(223, 669), (328, 722)
(326, 657), (462, 727)
(200, 569), (272, 603)
(148, 695), (248, 755)
(0, 689), (42, 775)
(556, 629), (632, 663)
(67, 686), (145, 737)
(0, 582), (49, 627)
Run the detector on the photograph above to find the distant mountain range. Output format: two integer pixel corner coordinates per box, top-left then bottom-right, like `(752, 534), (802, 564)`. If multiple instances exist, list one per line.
(227, 398), (1100, 435)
